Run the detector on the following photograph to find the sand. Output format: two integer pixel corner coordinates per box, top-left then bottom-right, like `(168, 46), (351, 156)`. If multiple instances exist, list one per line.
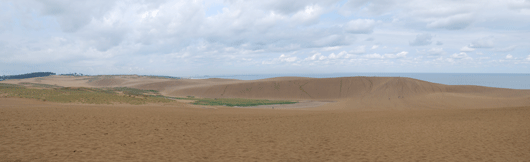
(1, 76), (530, 161)
(1, 98), (530, 161)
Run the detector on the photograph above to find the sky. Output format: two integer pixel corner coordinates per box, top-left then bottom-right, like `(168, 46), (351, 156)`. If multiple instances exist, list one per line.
(1, 0), (530, 76)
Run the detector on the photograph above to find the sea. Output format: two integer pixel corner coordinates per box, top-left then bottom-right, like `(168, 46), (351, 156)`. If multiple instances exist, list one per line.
(189, 73), (530, 90)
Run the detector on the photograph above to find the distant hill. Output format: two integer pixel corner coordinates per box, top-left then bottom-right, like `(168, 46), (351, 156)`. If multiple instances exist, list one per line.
(0, 72), (56, 81)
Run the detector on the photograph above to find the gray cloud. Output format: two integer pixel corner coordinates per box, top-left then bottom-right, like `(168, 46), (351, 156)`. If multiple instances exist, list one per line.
(344, 19), (376, 34)
(419, 48), (445, 56)
(469, 37), (494, 48)
(250, 0), (340, 15)
(37, 0), (118, 32)
(494, 45), (517, 52)
(425, 13), (474, 30)
(340, 0), (480, 30)
(0, 14), (12, 32)
(460, 46), (475, 52)
(409, 33), (433, 46)
(340, 0), (396, 16)
(509, 0), (530, 10)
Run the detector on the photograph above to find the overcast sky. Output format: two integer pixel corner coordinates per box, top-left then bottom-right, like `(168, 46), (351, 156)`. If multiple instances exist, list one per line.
(1, 0), (530, 76)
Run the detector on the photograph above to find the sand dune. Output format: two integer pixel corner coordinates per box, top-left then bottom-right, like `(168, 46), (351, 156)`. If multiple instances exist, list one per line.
(165, 77), (530, 110)
(3, 75), (530, 110)
(169, 76), (530, 99)
(2, 75), (530, 161)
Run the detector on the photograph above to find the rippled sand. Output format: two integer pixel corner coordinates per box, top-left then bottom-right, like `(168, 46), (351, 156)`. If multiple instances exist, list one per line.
(1, 98), (530, 161)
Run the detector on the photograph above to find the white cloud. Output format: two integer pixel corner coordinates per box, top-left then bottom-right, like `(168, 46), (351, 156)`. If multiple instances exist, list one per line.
(364, 51), (407, 59)
(409, 33), (432, 46)
(327, 51), (349, 59)
(385, 51), (408, 58)
(278, 54), (297, 62)
(460, 46), (475, 52)
(478, 57), (490, 60)
(318, 55), (327, 60)
(2, 0), (530, 74)
(419, 48), (445, 56)
(291, 5), (323, 25)
(263, 54), (297, 64)
(428, 48), (445, 55)
(344, 19), (376, 34)
(339, 0), (396, 16)
(304, 52), (349, 61)
(527, 55), (530, 61)
(349, 46), (366, 54)
(451, 52), (473, 60)
(322, 46), (341, 51)
(340, 0), (483, 30)
(506, 54), (513, 59)
(305, 53), (321, 61)
(494, 45), (517, 52)
(365, 53), (384, 59)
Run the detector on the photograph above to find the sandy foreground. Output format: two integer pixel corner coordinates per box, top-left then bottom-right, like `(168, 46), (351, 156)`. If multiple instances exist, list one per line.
(1, 98), (530, 161)
(1, 76), (530, 161)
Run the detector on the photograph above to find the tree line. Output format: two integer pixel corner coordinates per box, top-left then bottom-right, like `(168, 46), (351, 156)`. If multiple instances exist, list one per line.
(0, 72), (56, 80)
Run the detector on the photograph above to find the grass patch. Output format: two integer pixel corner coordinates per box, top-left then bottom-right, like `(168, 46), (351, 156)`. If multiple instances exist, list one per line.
(0, 83), (297, 107)
(19, 82), (63, 88)
(0, 83), (23, 88)
(171, 96), (297, 107)
(0, 83), (172, 105)
(113, 87), (159, 96)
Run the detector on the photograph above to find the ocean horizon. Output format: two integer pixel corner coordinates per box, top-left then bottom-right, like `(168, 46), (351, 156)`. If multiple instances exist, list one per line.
(189, 73), (530, 90)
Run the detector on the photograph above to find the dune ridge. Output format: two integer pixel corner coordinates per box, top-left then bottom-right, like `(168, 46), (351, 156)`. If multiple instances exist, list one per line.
(2, 75), (530, 110)
(167, 77), (530, 99)
(163, 77), (530, 110)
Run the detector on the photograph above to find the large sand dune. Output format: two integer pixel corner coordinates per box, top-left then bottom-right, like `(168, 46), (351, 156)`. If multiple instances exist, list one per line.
(3, 75), (530, 110)
(169, 77), (530, 99)
(165, 77), (530, 110)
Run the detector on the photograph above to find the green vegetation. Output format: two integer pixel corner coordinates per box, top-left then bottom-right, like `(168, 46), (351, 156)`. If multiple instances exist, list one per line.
(112, 87), (159, 96)
(0, 83), (23, 88)
(171, 96), (297, 107)
(0, 83), (297, 107)
(19, 82), (63, 88)
(0, 83), (172, 105)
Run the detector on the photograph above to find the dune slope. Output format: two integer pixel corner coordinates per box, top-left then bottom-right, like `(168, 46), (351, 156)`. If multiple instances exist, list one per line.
(166, 77), (530, 110)
(3, 75), (530, 110)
